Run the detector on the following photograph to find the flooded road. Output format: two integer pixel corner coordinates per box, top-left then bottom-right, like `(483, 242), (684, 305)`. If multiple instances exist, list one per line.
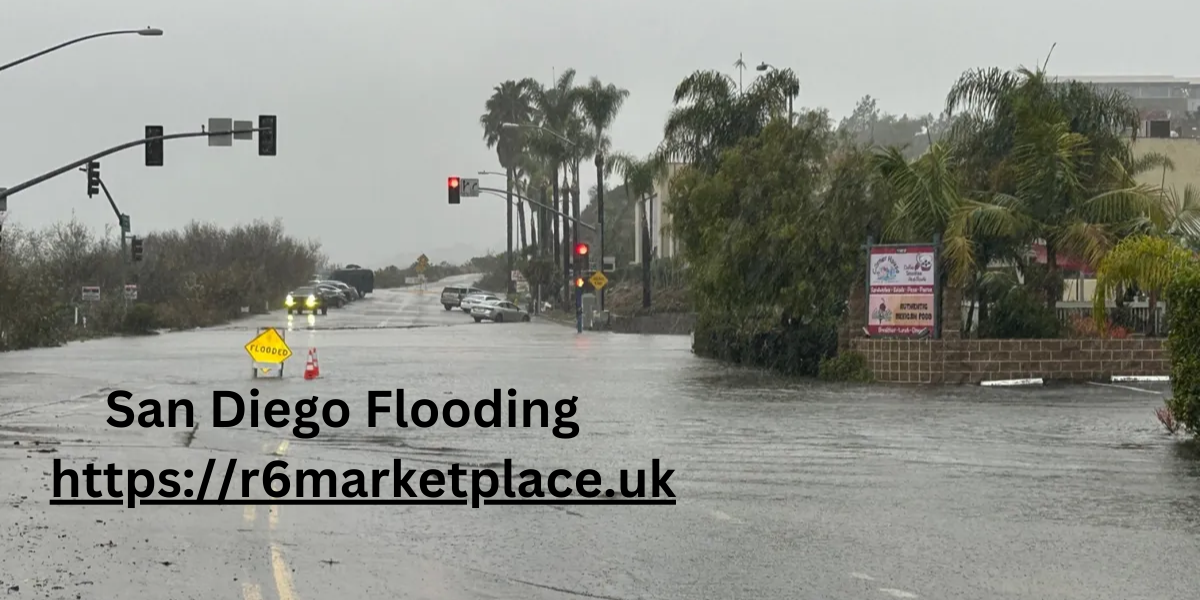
(1, 285), (1197, 599)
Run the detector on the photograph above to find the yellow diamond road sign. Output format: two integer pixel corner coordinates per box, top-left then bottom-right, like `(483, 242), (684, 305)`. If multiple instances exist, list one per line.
(244, 328), (292, 364)
(589, 271), (608, 290)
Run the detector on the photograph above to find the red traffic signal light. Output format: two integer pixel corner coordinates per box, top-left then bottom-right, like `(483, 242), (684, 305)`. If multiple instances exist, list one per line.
(448, 177), (460, 188)
(574, 243), (589, 256)
(575, 277), (585, 288)
(448, 176), (461, 204)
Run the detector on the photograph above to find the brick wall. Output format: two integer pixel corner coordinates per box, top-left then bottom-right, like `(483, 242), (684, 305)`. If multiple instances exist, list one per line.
(849, 338), (1170, 384)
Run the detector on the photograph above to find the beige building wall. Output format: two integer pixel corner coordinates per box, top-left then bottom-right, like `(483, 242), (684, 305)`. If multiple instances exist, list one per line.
(633, 163), (685, 264)
(1132, 137), (1200, 195)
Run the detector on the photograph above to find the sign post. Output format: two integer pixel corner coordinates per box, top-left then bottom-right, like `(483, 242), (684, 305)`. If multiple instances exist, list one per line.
(245, 327), (293, 378)
(865, 242), (938, 338)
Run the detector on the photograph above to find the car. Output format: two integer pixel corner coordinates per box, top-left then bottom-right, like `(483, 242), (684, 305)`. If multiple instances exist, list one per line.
(441, 286), (483, 310)
(460, 293), (502, 313)
(471, 300), (530, 323)
(314, 282), (352, 306)
(314, 279), (359, 302)
(285, 286), (331, 315)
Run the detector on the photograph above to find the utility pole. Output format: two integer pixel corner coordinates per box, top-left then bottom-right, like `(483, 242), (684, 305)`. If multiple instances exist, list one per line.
(506, 168), (515, 297)
(595, 152), (606, 311)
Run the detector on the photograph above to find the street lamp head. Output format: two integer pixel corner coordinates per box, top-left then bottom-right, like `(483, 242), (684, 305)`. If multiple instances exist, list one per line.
(501, 122), (520, 129)
(756, 63), (770, 72)
(138, 28), (164, 36)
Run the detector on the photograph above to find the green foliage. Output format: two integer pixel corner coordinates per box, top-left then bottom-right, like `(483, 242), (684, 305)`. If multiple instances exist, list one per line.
(670, 116), (878, 327)
(121, 303), (159, 335)
(1165, 263), (1200, 437)
(693, 313), (839, 376)
(978, 280), (1062, 339)
(0, 217), (321, 351)
(818, 351), (873, 382)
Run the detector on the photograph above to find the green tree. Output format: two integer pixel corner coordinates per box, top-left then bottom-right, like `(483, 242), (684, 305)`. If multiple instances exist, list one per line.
(1093, 235), (1193, 336)
(661, 67), (800, 169)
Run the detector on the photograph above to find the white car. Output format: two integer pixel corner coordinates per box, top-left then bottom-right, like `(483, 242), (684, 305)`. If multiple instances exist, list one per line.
(471, 300), (530, 323)
(460, 293), (501, 313)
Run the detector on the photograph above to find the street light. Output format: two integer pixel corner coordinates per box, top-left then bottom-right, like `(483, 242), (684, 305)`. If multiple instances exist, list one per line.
(478, 170), (506, 177)
(756, 62), (773, 72)
(0, 27), (163, 74)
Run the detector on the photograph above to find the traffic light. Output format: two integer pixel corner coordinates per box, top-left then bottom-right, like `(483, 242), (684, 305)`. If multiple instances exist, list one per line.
(130, 236), (144, 262)
(575, 277), (585, 288)
(258, 114), (277, 156)
(573, 242), (590, 272)
(145, 125), (164, 166)
(86, 161), (100, 197)
(119, 214), (130, 233)
(448, 176), (461, 204)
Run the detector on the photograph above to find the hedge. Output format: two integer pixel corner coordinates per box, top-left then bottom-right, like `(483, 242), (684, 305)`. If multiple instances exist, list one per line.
(1165, 263), (1200, 437)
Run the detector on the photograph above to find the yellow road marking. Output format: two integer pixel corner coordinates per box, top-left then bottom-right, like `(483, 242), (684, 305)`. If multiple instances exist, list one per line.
(242, 582), (263, 600)
(274, 440), (289, 456)
(270, 543), (298, 600)
(244, 505), (256, 524)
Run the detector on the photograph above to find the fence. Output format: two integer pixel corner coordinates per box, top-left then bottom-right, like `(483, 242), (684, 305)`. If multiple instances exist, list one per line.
(959, 300), (1169, 337)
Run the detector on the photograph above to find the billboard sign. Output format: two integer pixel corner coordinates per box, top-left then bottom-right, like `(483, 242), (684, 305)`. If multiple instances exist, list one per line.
(867, 244), (937, 337)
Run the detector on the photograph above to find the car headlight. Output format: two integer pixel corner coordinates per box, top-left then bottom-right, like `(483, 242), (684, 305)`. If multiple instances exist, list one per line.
(306, 295), (316, 307)
(285, 295), (295, 306)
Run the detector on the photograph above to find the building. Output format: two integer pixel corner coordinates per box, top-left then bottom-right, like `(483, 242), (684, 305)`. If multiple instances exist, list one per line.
(1058, 75), (1200, 135)
(632, 162), (686, 264)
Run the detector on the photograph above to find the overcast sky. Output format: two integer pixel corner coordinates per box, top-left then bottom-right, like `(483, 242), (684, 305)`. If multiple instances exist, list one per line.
(2, 0), (1197, 267)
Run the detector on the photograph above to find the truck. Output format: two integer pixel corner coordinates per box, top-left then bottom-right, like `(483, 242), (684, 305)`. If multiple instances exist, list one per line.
(331, 264), (375, 297)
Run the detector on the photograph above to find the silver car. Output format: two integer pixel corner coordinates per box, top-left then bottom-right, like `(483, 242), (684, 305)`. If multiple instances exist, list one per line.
(460, 293), (501, 313)
(471, 300), (530, 323)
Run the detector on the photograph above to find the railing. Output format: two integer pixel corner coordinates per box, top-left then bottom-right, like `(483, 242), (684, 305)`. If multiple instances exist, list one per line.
(960, 300), (1170, 337)
(1054, 301), (1169, 336)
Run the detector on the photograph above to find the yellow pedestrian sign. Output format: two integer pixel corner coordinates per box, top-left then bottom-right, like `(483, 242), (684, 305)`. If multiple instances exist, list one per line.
(416, 253), (429, 274)
(245, 327), (292, 364)
(589, 271), (608, 291)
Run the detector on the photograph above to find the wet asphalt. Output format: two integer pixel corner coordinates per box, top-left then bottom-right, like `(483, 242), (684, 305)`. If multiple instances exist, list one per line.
(1, 275), (1198, 600)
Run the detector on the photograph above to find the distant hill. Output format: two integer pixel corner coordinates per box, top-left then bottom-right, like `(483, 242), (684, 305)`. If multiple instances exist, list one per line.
(374, 240), (502, 269)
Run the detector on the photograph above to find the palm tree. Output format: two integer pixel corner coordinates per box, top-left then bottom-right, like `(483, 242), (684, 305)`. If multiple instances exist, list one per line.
(579, 77), (630, 290)
(479, 80), (535, 281)
(943, 59), (1175, 306)
(1093, 234), (1194, 336)
(527, 70), (581, 301)
(661, 67), (800, 168)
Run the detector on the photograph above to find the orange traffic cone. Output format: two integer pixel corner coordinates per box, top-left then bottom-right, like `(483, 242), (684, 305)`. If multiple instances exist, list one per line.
(303, 348), (320, 380)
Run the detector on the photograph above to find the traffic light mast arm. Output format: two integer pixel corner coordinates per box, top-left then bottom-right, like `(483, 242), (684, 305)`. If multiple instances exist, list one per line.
(0, 127), (269, 201)
(478, 185), (596, 232)
(97, 178), (122, 224)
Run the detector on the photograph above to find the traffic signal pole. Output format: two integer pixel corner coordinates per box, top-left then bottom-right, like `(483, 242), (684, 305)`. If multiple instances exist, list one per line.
(0, 126), (270, 202)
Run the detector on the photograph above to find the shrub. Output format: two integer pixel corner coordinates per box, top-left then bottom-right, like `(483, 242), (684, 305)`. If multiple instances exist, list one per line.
(979, 284), (1062, 339)
(1066, 314), (1130, 339)
(0, 217), (322, 352)
(818, 351), (873, 382)
(1164, 263), (1200, 437)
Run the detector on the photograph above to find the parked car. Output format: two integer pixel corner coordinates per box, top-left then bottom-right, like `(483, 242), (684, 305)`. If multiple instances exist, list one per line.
(441, 286), (483, 310)
(471, 300), (530, 323)
(460, 293), (502, 313)
(313, 280), (358, 302)
(285, 286), (333, 315)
